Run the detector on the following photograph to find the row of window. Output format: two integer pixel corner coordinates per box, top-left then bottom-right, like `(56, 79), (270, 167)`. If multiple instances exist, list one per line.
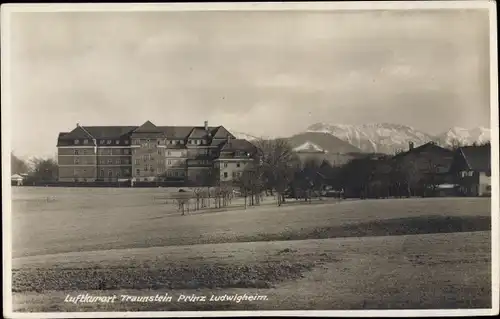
(100, 159), (130, 165)
(165, 171), (185, 177)
(74, 158), (132, 165)
(74, 169), (131, 177)
(74, 158), (243, 167)
(71, 139), (246, 152)
(73, 149), (191, 157)
(460, 171), (491, 177)
(73, 149), (193, 156)
(132, 157), (187, 165)
(460, 171), (474, 177)
(131, 139), (209, 146)
(99, 169), (129, 177)
(73, 138), (215, 147)
(166, 159), (186, 165)
(189, 160), (211, 166)
(134, 159), (166, 165)
(72, 169), (196, 179)
(72, 148), (219, 157)
(222, 171), (243, 179)
(139, 165), (158, 172)
(220, 162), (241, 168)
(133, 168), (184, 176)
(141, 154), (156, 161)
(74, 159), (244, 167)
(74, 149), (132, 155)
(74, 139), (130, 145)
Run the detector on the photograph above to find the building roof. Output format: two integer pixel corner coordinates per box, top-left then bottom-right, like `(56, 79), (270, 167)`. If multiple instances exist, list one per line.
(60, 126), (96, 140)
(57, 122), (235, 142)
(218, 139), (258, 159)
(459, 145), (491, 172)
(188, 127), (210, 139)
(133, 121), (164, 134)
(293, 141), (327, 153)
(11, 174), (24, 180)
(79, 126), (138, 139)
(220, 139), (257, 153)
(212, 126), (234, 139)
(159, 126), (198, 139)
(393, 141), (453, 159)
(210, 138), (228, 147)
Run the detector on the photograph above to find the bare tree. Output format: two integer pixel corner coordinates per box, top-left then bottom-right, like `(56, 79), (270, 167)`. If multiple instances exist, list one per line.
(389, 157), (421, 198)
(419, 157), (444, 197)
(235, 165), (265, 208)
(11, 153), (29, 175)
(29, 157), (59, 182)
(479, 141), (491, 147)
(175, 194), (191, 215)
(193, 187), (204, 210)
(254, 138), (299, 206)
(402, 160), (421, 197)
(198, 166), (218, 209)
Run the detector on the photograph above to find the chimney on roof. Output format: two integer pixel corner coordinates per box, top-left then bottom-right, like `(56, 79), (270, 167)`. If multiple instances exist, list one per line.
(204, 121), (208, 131)
(76, 123), (80, 127)
(409, 141), (414, 150)
(227, 134), (231, 143)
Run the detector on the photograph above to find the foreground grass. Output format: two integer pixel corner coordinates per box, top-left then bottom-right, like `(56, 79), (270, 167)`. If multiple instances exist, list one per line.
(10, 194), (493, 311)
(11, 195), (491, 258)
(12, 231), (491, 311)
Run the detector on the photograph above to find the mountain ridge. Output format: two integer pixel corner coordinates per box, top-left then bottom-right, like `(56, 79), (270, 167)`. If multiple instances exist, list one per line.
(306, 122), (491, 154)
(233, 123), (491, 155)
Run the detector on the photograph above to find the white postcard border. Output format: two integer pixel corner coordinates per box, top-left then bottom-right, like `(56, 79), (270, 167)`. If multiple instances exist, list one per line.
(1, 1), (498, 318)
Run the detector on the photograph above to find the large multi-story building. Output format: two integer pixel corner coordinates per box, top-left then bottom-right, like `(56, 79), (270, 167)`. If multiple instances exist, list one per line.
(57, 120), (257, 184)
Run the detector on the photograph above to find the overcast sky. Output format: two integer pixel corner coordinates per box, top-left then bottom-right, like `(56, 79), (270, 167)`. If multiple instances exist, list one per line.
(7, 8), (491, 159)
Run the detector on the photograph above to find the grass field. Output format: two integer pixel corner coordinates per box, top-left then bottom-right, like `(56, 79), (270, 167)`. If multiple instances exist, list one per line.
(9, 187), (492, 312)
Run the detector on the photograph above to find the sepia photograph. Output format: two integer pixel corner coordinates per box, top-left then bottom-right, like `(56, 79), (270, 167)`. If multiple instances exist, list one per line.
(1, 1), (498, 317)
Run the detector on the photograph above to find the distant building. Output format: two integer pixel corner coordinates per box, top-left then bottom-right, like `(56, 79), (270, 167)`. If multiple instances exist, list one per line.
(56, 121), (255, 185)
(11, 174), (24, 186)
(292, 141), (365, 167)
(392, 141), (455, 177)
(293, 141), (328, 163)
(390, 141), (456, 196)
(215, 138), (258, 183)
(449, 144), (491, 196)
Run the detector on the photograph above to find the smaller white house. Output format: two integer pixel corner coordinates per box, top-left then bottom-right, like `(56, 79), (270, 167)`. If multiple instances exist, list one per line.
(11, 174), (24, 186)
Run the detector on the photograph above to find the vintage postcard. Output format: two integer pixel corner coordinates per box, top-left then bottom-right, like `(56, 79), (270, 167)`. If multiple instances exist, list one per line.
(2, 1), (498, 318)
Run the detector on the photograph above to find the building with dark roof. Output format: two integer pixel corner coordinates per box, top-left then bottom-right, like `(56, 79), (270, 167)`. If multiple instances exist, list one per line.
(449, 144), (491, 196)
(215, 139), (258, 182)
(392, 141), (455, 175)
(57, 121), (256, 184)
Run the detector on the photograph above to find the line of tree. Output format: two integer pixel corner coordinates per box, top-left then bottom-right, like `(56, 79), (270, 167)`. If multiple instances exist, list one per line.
(230, 138), (329, 207)
(10, 153), (58, 183)
(11, 138), (490, 202)
(447, 138), (490, 151)
(225, 138), (492, 204)
(173, 184), (235, 215)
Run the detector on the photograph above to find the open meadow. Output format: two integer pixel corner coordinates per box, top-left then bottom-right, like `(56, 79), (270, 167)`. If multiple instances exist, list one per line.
(10, 187), (492, 311)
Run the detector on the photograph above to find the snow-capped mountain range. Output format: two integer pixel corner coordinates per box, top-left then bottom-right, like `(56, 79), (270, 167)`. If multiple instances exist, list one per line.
(288, 132), (362, 154)
(232, 123), (491, 155)
(306, 123), (491, 154)
(436, 126), (491, 147)
(306, 123), (434, 154)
